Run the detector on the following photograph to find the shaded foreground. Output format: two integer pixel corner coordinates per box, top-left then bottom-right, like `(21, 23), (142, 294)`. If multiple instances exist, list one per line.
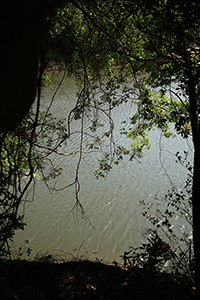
(0, 258), (195, 300)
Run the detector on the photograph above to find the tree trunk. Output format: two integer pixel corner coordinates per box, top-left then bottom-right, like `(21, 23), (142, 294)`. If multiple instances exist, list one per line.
(0, 1), (49, 132)
(193, 145), (200, 298)
(0, 0), (68, 133)
(188, 72), (200, 298)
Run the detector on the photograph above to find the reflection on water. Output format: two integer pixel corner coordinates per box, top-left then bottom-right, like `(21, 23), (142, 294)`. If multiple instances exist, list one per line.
(13, 74), (193, 262)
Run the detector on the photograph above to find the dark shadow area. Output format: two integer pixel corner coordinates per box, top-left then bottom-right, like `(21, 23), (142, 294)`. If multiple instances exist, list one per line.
(0, 258), (195, 300)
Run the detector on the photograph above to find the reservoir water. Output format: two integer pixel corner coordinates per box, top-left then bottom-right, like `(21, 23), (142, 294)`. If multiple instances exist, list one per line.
(13, 72), (193, 263)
